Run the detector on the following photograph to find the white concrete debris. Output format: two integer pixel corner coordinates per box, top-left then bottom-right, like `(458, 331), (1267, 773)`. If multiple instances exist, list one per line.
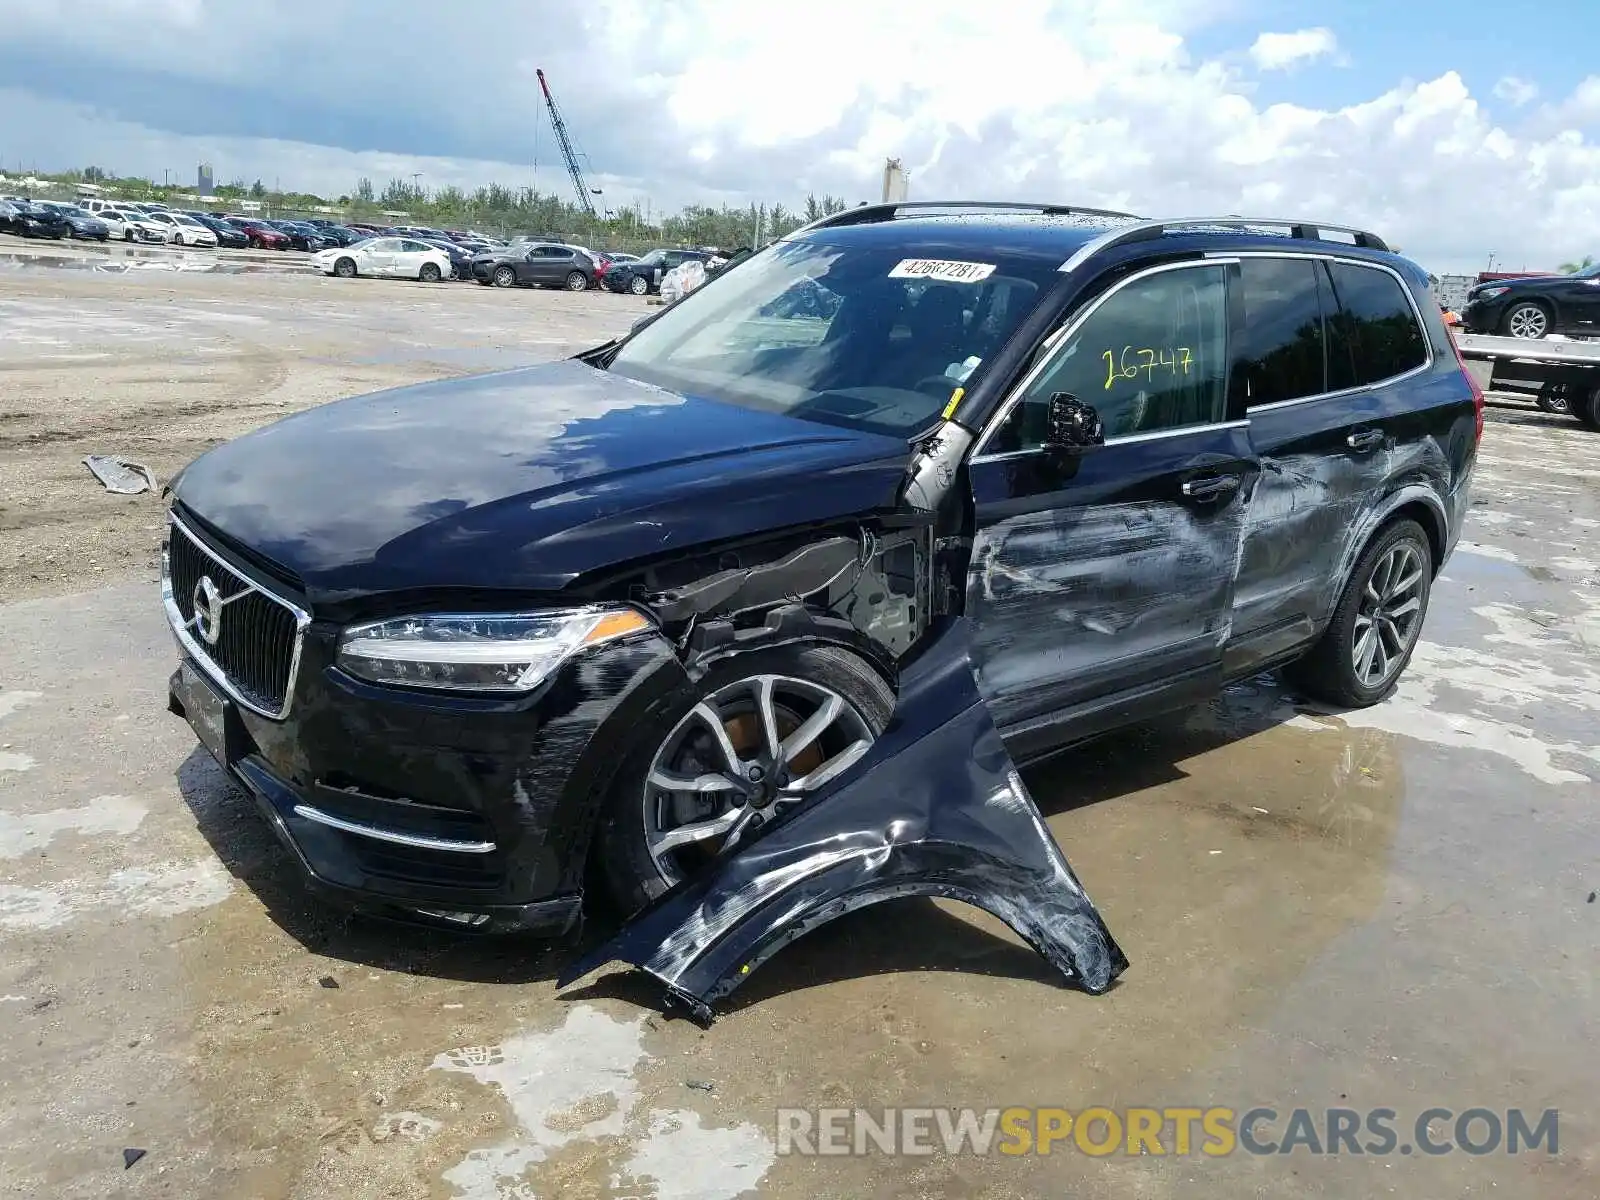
(0, 859), (234, 931)
(0, 752), (37, 774)
(431, 1004), (775, 1200)
(373, 1112), (444, 1143)
(0, 794), (148, 859)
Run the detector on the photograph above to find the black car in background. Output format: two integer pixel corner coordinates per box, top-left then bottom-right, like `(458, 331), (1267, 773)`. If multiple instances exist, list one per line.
(162, 204), (1479, 940)
(1460, 261), (1600, 339)
(418, 238), (474, 279)
(41, 202), (111, 241)
(471, 243), (598, 290)
(601, 247), (711, 295)
(2, 200), (72, 239)
(314, 225), (367, 248)
(181, 212), (250, 248)
(264, 220), (324, 251)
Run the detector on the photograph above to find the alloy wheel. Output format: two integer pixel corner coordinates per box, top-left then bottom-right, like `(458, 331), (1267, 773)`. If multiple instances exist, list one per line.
(641, 674), (875, 886)
(1351, 542), (1425, 688)
(1507, 304), (1549, 339)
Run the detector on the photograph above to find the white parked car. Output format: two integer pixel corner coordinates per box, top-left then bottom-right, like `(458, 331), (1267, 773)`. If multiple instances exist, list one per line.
(142, 211), (218, 248)
(312, 237), (453, 282)
(99, 207), (171, 244)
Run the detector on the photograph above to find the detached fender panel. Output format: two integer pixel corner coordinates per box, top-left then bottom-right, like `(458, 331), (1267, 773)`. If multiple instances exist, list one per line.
(560, 617), (1127, 1024)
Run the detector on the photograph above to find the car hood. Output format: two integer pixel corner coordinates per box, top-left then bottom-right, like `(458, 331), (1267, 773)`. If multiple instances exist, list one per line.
(1475, 275), (1572, 292)
(172, 359), (912, 606)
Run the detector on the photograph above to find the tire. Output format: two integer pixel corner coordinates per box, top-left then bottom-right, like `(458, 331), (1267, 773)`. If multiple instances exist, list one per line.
(628, 274), (649, 296)
(1502, 301), (1551, 339)
(493, 265), (517, 288)
(1535, 383), (1573, 415)
(124, 229), (134, 242)
(594, 642), (894, 915)
(1579, 386), (1600, 431)
(564, 270), (588, 292)
(1282, 519), (1433, 708)
(333, 257), (357, 279)
(172, 233), (184, 246)
(419, 261), (442, 283)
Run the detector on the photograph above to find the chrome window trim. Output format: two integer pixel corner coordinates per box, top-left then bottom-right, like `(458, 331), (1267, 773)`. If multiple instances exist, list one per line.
(973, 419), (1251, 464)
(290, 803), (497, 854)
(971, 258), (1238, 461)
(1210, 251), (1436, 412)
(161, 509), (310, 721)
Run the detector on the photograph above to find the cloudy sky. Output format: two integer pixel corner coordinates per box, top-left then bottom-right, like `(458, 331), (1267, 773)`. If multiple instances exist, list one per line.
(2, 0), (1598, 272)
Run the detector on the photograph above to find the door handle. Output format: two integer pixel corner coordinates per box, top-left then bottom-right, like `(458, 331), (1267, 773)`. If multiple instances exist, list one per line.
(1346, 428), (1385, 452)
(1180, 474), (1241, 502)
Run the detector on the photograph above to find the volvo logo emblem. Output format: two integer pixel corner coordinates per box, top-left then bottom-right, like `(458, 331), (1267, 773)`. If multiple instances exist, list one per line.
(192, 575), (225, 646)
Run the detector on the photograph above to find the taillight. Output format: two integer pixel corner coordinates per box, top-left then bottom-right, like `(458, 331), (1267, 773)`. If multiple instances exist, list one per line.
(1449, 331), (1485, 444)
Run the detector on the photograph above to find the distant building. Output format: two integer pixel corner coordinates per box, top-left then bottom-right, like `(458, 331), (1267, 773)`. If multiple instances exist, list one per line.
(198, 163), (214, 194)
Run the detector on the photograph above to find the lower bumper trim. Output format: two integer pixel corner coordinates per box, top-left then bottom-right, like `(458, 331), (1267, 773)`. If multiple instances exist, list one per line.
(291, 801), (497, 854)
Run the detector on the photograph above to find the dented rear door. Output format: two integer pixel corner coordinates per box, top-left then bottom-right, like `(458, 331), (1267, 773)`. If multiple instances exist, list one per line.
(961, 260), (1260, 750)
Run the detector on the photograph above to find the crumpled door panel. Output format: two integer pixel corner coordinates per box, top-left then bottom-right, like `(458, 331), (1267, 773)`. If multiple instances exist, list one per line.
(559, 618), (1128, 1025)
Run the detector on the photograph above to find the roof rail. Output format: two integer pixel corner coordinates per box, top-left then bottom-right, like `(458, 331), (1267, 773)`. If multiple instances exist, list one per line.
(1058, 216), (1391, 273)
(790, 200), (1143, 238)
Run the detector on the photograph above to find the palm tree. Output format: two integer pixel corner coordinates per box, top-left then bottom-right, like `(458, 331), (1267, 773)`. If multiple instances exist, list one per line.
(1558, 254), (1594, 274)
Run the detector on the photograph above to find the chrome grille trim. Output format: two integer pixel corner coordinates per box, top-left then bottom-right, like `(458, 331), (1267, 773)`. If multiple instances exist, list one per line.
(290, 803), (498, 854)
(161, 510), (309, 720)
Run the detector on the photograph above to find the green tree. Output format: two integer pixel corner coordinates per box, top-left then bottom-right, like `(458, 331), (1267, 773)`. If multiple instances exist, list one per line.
(1559, 255), (1595, 274)
(249, 179), (266, 199)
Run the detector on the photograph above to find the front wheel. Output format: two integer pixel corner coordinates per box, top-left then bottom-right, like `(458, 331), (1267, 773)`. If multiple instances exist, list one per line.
(172, 233), (184, 246)
(124, 229), (134, 242)
(1535, 383), (1573, 414)
(493, 265), (516, 288)
(333, 257), (357, 278)
(419, 261), (442, 283)
(628, 274), (649, 296)
(1503, 302), (1551, 339)
(595, 643), (893, 914)
(1282, 519), (1432, 708)
(564, 270), (588, 292)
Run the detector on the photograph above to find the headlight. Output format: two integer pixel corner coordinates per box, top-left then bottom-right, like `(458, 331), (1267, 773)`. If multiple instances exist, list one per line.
(335, 606), (655, 693)
(1477, 286), (1510, 299)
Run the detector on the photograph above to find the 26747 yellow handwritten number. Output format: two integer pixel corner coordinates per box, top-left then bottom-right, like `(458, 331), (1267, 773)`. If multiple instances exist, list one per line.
(1102, 346), (1193, 390)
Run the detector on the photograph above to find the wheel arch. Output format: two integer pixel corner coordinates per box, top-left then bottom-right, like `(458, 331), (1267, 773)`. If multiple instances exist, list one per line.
(1319, 486), (1448, 631)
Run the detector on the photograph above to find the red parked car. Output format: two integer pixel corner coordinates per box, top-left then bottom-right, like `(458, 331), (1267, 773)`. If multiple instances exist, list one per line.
(224, 216), (291, 250)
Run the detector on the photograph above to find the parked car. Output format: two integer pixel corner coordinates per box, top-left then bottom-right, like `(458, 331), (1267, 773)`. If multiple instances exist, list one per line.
(100, 206), (171, 244)
(262, 220), (323, 251)
(0, 199), (21, 235)
(602, 247), (711, 295)
(181, 212), (250, 248)
(226, 218), (290, 250)
(311, 236), (453, 281)
(417, 238), (475, 279)
(40, 202), (111, 241)
(312, 225), (366, 248)
(2, 200), (72, 239)
(471, 243), (598, 290)
(143, 211), (220, 248)
(161, 204), (1480, 937)
(1460, 261), (1600, 339)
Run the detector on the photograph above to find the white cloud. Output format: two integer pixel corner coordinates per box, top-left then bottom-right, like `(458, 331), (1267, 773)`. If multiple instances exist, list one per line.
(0, 2), (1599, 274)
(1248, 27), (1339, 71)
(1494, 75), (1539, 107)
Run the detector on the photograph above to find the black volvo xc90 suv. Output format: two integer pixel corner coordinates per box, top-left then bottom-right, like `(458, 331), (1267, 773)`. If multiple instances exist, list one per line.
(164, 202), (1481, 935)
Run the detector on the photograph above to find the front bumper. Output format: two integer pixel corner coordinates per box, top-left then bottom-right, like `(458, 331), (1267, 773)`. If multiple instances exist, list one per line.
(164, 557), (691, 932)
(1460, 297), (1509, 334)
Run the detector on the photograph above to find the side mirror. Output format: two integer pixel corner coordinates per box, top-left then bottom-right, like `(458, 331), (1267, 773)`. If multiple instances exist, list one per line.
(1044, 392), (1105, 452)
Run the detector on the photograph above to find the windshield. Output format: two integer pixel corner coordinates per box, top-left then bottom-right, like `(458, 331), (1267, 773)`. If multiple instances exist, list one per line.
(608, 236), (1059, 437)
(1574, 262), (1600, 278)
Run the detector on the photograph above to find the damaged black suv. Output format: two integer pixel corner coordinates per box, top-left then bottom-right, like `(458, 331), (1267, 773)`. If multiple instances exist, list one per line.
(164, 202), (1481, 943)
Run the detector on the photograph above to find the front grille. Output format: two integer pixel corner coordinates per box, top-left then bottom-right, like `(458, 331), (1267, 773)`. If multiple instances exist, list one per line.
(165, 515), (306, 717)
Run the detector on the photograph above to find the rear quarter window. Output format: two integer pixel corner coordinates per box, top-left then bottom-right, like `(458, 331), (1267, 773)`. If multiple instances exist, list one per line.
(1325, 262), (1428, 386)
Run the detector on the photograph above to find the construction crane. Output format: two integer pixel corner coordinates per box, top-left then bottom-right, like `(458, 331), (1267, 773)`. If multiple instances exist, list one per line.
(536, 68), (599, 218)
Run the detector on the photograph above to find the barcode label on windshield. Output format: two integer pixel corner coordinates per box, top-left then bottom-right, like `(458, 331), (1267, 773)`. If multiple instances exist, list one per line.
(888, 259), (997, 284)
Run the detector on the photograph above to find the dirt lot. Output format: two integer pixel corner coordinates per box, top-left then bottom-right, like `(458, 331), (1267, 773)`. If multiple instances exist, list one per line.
(0, 263), (635, 603)
(2, 262), (1598, 1199)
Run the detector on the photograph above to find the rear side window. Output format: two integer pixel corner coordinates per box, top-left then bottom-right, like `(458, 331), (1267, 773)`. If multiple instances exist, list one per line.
(1235, 258), (1326, 406)
(1325, 262), (1428, 386)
